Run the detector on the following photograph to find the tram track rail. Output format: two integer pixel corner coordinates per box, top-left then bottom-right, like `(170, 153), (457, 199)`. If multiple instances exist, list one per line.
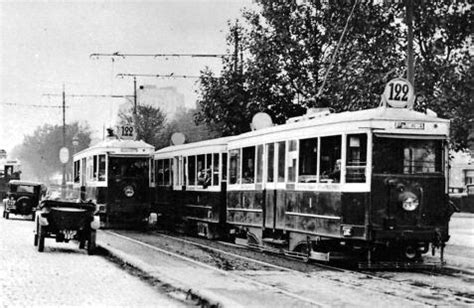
(111, 230), (474, 306)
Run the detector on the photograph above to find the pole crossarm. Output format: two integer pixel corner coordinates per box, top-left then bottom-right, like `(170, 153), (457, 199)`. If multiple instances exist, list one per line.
(43, 93), (133, 99)
(90, 52), (227, 59)
(116, 73), (201, 79)
(0, 102), (69, 108)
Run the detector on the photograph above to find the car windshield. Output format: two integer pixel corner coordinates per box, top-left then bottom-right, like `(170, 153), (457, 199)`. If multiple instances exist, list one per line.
(373, 137), (443, 175)
(11, 185), (35, 194)
(44, 187), (81, 202)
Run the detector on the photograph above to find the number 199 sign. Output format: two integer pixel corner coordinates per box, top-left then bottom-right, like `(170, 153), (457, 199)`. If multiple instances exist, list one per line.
(382, 78), (414, 109)
(116, 125), (136, 140)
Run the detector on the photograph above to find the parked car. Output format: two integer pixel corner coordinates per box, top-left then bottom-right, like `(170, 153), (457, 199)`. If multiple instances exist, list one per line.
(2, 180), (46, 220)
(34, 186), (100, 254)
(450, 184), (474, 213)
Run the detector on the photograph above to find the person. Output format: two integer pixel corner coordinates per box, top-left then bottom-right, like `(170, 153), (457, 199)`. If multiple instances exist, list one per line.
(330, 159), (341, 182)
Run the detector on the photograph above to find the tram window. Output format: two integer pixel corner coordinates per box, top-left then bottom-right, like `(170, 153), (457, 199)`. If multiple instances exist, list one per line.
(346, 134), (367, 183)
(150, 159), (155, 184)
(373, 138), (442, 174)
(196, 154), (208, 186)
(170, 159), (174, 186)
(242, 146), (255, 184)
(74, 161), (80, 183)
(93, 155), (98, 180)
(213, 153), (219, 186)
(266, 143), (274, 183)
(87, 157), (93, 180)
(298, 138), (318, 183)
(277, 141), (286, 182)
(156, 160), (164, 185)
(229, 149), (240, 184)
(222, 153), (227, 181)
(287, 140), (297, 183)
(163, 159), (170, 186)
(98, 155), (106, 181)
(174, 157), (180, 186)
(188, 156), (196, 186)
(320, 135), (342, 183)
(256, 145), (263, 183)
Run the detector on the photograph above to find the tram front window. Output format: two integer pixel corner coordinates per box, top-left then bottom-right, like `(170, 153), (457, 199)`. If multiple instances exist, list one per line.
(109, 158), (149, 178)
(373, 138), (442, 175)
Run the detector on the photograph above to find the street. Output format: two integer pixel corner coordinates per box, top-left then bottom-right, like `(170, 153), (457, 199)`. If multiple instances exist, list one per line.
(0, 212), (184, 307)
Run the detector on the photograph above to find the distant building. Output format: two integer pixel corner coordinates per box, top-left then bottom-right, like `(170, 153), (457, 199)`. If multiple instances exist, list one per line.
(450, 151), (474, 193)
(137, 85), (185, 118)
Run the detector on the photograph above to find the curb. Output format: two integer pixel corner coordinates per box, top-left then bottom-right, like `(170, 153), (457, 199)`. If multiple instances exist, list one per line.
(97, 241), (236, 308)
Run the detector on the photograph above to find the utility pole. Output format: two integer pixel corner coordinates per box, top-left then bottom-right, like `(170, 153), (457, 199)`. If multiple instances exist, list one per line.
(62, 84), (66, 196)
(406, 0), (415, 91)
(133, 76), (138, 134)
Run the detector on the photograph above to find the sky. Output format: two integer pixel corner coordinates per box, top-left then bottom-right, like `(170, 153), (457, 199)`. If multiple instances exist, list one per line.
(0, 0), (254, 153)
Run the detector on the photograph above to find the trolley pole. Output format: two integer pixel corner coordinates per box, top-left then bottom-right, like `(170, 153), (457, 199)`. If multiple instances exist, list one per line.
(406, 0), (415, 90)
(133, 76), (137, 134)
(62, 84), (66, 197)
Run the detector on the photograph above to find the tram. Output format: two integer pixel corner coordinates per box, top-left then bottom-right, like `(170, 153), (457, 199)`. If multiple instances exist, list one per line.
(72, 137), (154, 227)
(151, 137), (231, 238)
(226, 104), (452, 265)
(0, 150), (21, 199)
(151, 86), (454, 266)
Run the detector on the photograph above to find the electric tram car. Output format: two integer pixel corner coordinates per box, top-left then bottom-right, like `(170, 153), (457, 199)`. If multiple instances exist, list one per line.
(151, 137), (231, 238)
(152, 102), (454, 266)
(72, 138), (154, 227)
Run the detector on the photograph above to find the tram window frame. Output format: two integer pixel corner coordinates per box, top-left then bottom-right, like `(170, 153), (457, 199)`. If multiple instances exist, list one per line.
(222, 153), (227, 182)
(229, 149), (240, 185)
(298, 137), (318, 183)
(266, 143), (275, 183)
(156, 159), (164, 186)
(86, 156), (93, 181)
(242, 146), (256, 184)
(319, 135), (342, 183)
(277, 141), (286, 182)
(346, 134), (367, 183)
(256, 145), (264, 183)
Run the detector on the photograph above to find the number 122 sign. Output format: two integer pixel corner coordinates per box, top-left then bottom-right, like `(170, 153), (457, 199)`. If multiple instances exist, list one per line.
(382, 78), (414, 109)
(117, 125), (136, 140)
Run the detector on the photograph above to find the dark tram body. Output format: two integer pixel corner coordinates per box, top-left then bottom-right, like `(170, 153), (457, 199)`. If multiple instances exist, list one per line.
(72, 138), (154, 228)
(151, 138), (230, 238)
(152, 105), (454, 266)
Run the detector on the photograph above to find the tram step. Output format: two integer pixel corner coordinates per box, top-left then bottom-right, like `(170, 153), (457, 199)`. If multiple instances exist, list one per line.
(262, 238), (288, 246)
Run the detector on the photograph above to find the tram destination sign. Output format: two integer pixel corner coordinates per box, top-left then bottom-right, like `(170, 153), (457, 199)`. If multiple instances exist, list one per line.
(394, 121), (425, 130)
(382, 78), (414, 109)
(116, 124), (137, 140)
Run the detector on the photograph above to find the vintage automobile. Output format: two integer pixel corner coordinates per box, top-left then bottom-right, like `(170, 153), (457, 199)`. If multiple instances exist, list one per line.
(3, 180), (46, 220)
(34, 187), (100, 254)
(450, 184), (474, 213)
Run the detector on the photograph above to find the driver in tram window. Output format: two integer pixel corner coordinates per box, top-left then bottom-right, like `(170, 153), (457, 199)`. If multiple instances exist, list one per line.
(330, 159), (341, 183)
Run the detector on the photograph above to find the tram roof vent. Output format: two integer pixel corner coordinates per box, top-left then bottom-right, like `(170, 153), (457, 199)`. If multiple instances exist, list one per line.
(286, 108), (331, 124)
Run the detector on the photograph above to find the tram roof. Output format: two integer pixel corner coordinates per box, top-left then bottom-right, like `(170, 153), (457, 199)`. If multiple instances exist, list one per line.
(229, 106), (450, 143)
(153, 136), (233, 157)
(74, 138), (155, 158)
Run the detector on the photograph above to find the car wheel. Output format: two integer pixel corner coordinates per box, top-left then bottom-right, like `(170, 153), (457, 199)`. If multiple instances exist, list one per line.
(5, 212), (9, 219)
(78, 231), (86, 249)
(87, 230), (97, 255)
(38, 226), (45, 252)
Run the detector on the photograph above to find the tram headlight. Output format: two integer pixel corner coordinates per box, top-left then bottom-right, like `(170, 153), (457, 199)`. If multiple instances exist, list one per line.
(401, 195), (419, 211)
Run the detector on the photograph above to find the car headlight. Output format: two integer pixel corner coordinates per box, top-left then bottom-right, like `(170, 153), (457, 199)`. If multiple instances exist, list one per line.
(401, 195), (419, 211)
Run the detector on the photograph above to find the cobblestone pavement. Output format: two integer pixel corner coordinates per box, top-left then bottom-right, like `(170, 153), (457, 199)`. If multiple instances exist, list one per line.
(0, 212), (184, 307)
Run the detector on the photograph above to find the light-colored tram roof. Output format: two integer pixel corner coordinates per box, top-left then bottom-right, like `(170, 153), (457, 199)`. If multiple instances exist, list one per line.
(74, 138), (155, 159)
(153, 136), (233, 158)
(227, 106), (450, 147)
